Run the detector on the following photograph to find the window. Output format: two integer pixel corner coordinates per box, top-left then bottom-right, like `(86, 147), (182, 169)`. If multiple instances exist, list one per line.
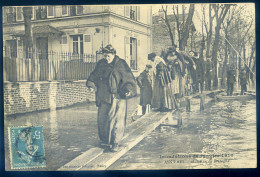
(70, 6), (76, 16)
(130, 37), (137, 70)
(31, 7), (35, 20)
(16, 7), (23, 21)
(77, 5), (83, 15)
(72, 35), (83, 55)
(3, 7), (7, 23)
(61, 36), (67, 44)
(7, 7), (16, 23)
(36, 6), (47, 19)
(84, 35), (91, 42)
(130, 6), (136, 20)
(69, 5), (84, 16)
(36, 37), (48, 59)
(62, 6), (68, 16)
(47, 6), (54, 17)
(129, 6), (140, 21)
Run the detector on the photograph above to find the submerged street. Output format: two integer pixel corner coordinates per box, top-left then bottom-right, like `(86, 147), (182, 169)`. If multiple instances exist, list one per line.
(4, 93), (256, 170)
(110, 96), (256, 169)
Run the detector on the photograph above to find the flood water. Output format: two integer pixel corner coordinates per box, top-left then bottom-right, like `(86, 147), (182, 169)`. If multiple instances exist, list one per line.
(4, 95), (256, 170)
(4, 97), (138, 171)
(109, 98), (257, 170)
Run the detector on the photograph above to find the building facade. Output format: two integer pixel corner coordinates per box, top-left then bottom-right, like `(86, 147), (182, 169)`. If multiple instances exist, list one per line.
(3, 5), (152, 77)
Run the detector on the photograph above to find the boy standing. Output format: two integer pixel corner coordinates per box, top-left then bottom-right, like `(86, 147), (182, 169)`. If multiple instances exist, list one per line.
(137, 65), (153, 115)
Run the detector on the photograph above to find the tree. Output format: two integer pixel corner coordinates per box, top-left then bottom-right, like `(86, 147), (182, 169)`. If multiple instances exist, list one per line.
(181, 4), (195, 51)
(172, 4), (195, 51)
(161, 5), (176, 47)
(204, 4), (214, 58)
(23, 7), (34, 81)
(211, 4), (231, 89)
(23, 7), (33, 58)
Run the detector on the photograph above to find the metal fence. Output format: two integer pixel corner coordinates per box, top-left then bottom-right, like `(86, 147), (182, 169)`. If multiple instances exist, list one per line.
(3, 50), (98, 82)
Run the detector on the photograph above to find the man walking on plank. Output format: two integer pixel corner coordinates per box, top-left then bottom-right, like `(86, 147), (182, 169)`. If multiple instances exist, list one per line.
(86, 44), (137, 152)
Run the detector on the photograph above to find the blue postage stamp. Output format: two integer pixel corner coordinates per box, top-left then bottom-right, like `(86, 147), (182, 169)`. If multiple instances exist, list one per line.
(9, 126), (46, 169)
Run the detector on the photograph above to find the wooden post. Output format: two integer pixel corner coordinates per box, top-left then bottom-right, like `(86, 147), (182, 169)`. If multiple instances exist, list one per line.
(200, 94), (205, 111)
(186, 97), (191, 112)
(177, 111), (182, 128)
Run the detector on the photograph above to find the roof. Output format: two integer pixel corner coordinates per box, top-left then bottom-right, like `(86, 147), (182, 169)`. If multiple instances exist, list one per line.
(10, 25), (64, 37)
(32, 25), (64, 35)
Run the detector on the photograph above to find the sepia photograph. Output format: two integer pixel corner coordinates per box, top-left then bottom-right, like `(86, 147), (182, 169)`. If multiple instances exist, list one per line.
(2, 3), (256, 171)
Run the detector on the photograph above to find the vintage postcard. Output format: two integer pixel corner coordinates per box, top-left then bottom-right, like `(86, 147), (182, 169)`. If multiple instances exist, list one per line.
(3, 3), (256, 171)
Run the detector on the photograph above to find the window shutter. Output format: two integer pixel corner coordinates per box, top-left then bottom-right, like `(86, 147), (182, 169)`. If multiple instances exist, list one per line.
(61, 36), (67, 44)
(125, 6), (130, 18)
(137, 6), (140, 21)
(124, 36), (130, 64)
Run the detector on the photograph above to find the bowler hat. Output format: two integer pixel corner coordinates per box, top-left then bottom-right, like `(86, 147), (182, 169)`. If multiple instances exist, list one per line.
(146, 64), (152, 69)
(102, 44), (116, 54)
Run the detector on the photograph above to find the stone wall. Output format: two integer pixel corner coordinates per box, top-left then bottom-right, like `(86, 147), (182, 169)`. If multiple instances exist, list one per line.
(4, 80), (95, 115)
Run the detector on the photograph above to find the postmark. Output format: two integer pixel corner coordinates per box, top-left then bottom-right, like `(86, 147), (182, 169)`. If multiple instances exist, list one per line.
(9, 126), (46, 169)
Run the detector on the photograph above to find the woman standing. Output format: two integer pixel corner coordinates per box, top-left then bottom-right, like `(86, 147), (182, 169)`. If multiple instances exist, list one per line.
(86, 44), (137, 152)
(148, 53), (174, 112)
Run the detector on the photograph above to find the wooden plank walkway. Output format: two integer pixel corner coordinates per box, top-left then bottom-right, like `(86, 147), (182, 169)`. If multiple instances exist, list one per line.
(58, 90), (225, 171)
(58, 111), (172, 171)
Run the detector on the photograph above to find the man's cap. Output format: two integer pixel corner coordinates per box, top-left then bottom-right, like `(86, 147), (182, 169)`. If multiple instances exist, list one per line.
(146, 64), (152, 69)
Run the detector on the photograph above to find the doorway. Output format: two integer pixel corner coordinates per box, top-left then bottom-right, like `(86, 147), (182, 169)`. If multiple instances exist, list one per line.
(36, 37), (48, 59)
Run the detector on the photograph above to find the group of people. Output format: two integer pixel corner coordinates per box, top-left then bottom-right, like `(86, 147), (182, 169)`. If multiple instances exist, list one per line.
(227, 66), (248, 96)
(85, 44), (248, 152)
(85, 44), (211, 152)
(137, 45), (213, 115)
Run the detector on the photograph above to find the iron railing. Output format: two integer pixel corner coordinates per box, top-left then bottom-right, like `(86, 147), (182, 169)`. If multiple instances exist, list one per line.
(3, 50), (98, 82)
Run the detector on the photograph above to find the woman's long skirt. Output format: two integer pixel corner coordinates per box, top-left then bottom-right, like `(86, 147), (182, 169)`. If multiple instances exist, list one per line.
(152, 77), (174, 110)
(97, 98), (127, 145)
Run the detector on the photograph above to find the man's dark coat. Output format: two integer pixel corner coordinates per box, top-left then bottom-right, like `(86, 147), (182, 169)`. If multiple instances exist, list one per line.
(86, 55), (137, 106)
(137, 70), (152, 105)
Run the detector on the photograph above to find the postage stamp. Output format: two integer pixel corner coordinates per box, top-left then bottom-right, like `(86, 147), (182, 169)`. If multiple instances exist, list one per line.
(8, 126), (46, 169)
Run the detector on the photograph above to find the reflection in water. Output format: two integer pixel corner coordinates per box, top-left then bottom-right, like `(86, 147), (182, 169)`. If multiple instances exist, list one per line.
(49, 110), (59, 146)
